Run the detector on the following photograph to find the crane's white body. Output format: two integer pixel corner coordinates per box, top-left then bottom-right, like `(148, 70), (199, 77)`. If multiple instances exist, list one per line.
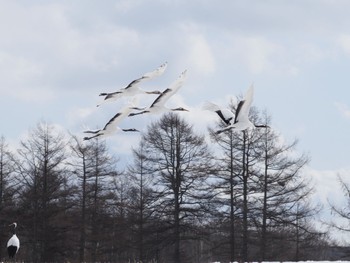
(7, 223), (19, 258)
(7, 234), (20, 249)
(129, 70), (188, 116)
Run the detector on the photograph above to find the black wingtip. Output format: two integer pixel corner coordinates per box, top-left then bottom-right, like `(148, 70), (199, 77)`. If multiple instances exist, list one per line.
(122, 128), (140, 132)
(128, 111), (148, 117)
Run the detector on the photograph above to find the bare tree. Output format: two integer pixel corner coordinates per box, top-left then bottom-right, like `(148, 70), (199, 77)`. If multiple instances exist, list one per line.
(68, 135), (93, 262)
(107, 173), (135, 262)
(0, 116), (334, 262)
(328, 175), (350, 241)
(207, 103), (318, 262)
(140, 113), (214, 263)
(127, 140), (159, 262)
(252, 112), (314, 261)
(14, 122), (71, 262)
(81, 138), (120, 262)
(0, 136), (18, 259)
(208, 105), (263, 262)
(208, 116), (241, 262)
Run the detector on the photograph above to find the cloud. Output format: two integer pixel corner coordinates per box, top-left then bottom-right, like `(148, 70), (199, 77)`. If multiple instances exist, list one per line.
(0, 52), (46, 99)
(184, 34), (216, 74)
(221, 35), (292, 75)
(0, 51), (55, 103)
(68, 106), (96, 124)
(114, 0), (142, 13)
(238, 36), (280, 74)
(0, 1), (142, 94)
(335, 102), (350, 119)
(337, 34), (350, 56)
(307, 168), (345, 205)
(222, 34), (335, 76)
(307, 167), (350, 244)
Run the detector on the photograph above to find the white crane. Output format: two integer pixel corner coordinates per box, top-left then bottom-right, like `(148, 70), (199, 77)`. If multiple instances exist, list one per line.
(129, 70), (189, 116)
(7, 222), (20, 259)
(97, 62), (168, 106)
(203, 84), (268, 134)
(84, 100), (140, 140)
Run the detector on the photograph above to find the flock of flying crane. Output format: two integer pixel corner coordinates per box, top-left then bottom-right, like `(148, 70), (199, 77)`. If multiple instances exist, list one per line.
(83, 62), (268, 141)
(4, 64), (269, 261)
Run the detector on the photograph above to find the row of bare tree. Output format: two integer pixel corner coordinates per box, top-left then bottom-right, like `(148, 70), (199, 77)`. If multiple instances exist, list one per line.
(0, 109), (341, 263)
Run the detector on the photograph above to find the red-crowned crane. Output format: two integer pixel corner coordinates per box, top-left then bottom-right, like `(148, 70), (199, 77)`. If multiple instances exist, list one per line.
(97, 62), (167, 106)
(84, 99), (140, 140)
(7, 222), (20, 259)
(203, 84), (268, 134)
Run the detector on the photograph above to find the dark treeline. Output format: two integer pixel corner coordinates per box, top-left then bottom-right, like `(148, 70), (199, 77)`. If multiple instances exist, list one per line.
(0, 110), (338, 263)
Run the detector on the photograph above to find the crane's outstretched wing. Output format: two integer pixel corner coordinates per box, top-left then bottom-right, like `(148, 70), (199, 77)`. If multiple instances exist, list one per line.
(202, 101), (234, 125)
(142, 62), (167, 79)
(150, 70), (187, 108)
(235, 84), (254, 124)
(99, 78), (144, 97)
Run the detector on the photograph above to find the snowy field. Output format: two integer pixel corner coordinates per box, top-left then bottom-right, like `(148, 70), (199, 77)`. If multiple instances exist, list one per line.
(211, 262), (350, 263)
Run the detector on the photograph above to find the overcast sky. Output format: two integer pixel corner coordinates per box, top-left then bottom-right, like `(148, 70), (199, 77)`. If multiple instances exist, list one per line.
(1, 0), (350, 242)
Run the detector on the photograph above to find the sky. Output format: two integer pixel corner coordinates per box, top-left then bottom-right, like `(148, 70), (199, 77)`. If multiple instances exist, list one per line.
(1, 0), (350, 243)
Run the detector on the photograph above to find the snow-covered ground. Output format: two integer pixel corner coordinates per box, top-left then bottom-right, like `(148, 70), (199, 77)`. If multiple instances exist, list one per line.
(211, 262), (350, 263)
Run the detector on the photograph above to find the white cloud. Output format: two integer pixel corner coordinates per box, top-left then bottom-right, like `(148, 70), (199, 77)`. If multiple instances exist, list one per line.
(0, 51), (53, 103)
(335, 102), (350, 119)
(223, 35), (286, 74)
(337, 34), (350, 55)
(307, 167), (350, 244)
(170, 22), (217, 75)
(0, 1), (141, 76)
(0, 51), (54, 102)
(307, 168), (346, 206)
(241, 37), (279, 74)
(114, 0), (142, 13)
(0, 52), (43, 79)
(185, 34), (216, 74)
(68, 106), (96, 125)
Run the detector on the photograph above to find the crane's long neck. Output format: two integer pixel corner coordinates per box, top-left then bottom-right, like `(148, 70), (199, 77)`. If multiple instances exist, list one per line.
(12, 224), (17, 235)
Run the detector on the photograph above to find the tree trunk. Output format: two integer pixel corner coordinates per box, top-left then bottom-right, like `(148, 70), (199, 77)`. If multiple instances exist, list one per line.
(79, 157), (87, 262)
(241, 131), (248, 262)
(229, 133), (235, 262)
